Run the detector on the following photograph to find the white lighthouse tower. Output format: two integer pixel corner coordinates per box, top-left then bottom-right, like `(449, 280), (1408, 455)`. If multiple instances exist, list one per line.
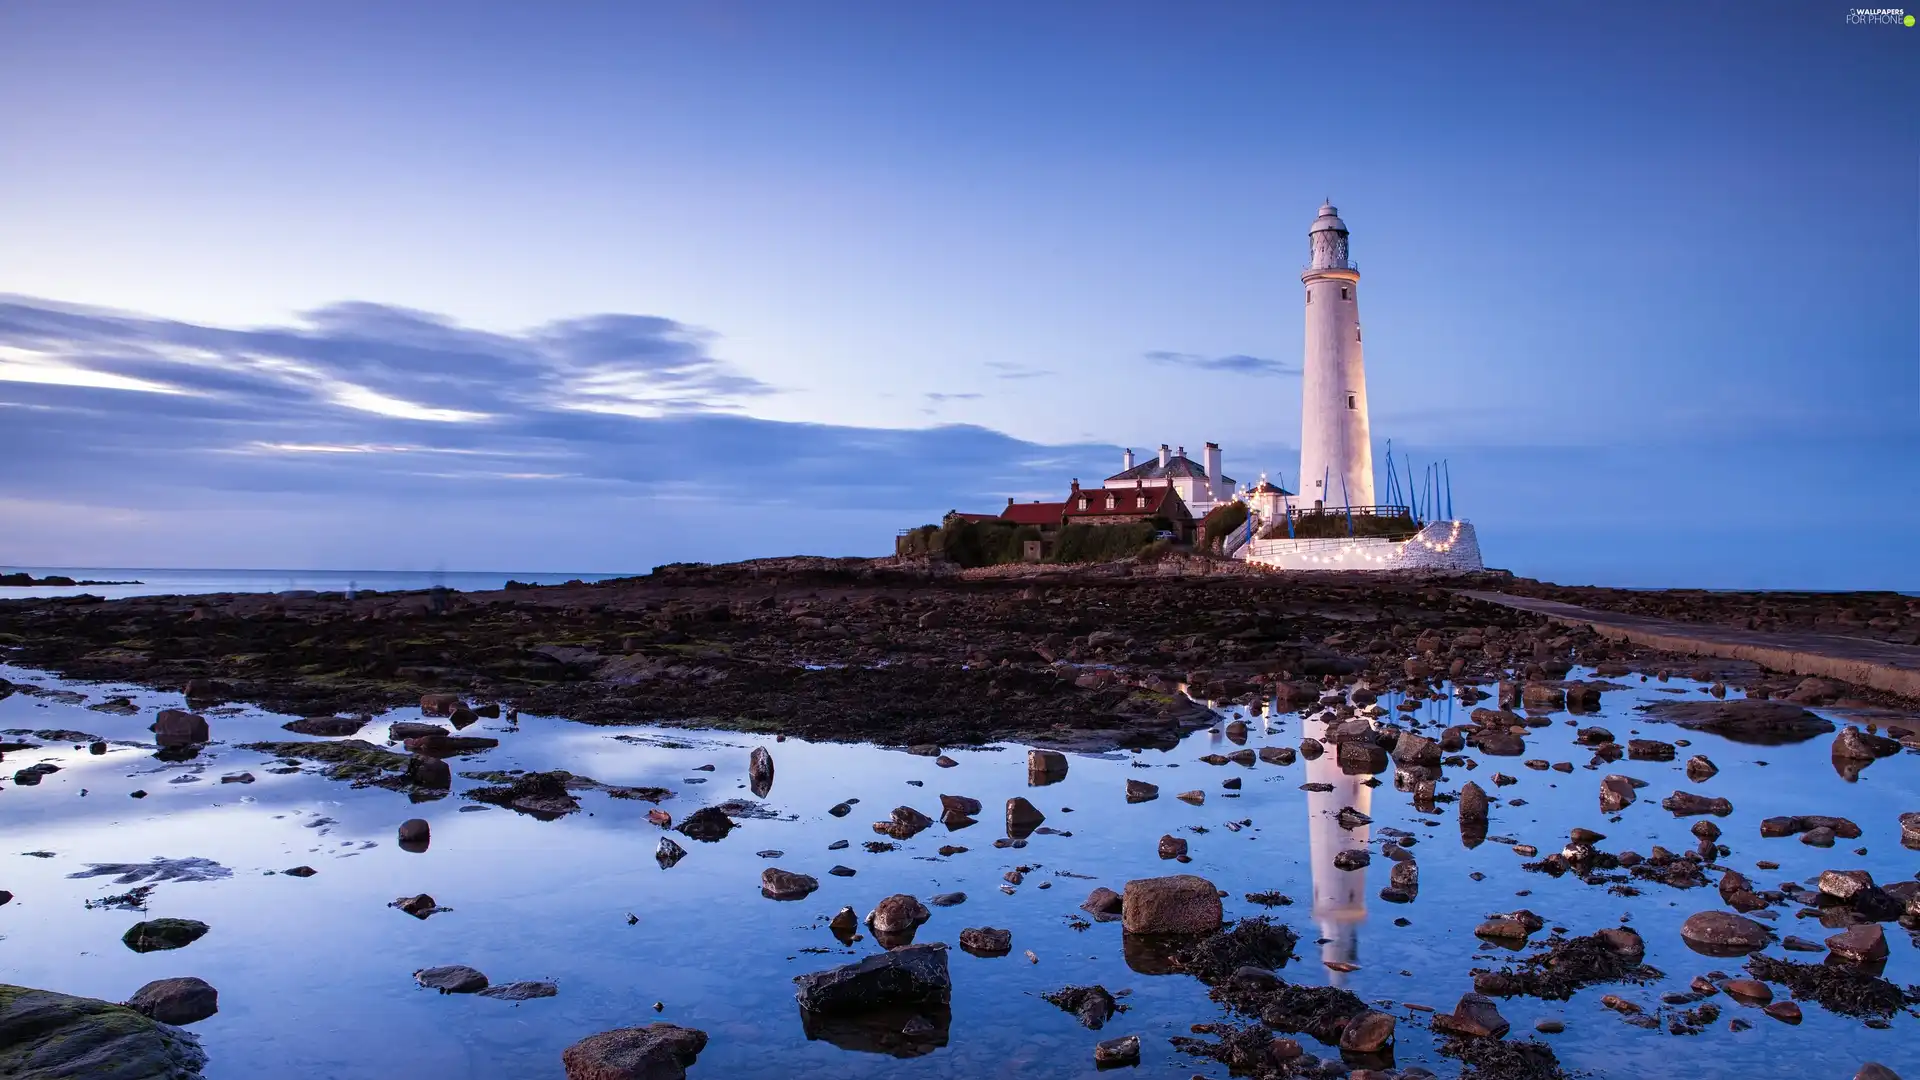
(1298, 202), (1375, 511)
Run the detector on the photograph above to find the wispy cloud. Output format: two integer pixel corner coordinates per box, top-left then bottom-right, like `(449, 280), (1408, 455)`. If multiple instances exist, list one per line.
(924, 392), (983, 404)
(1144, 350), (1300, 377)
(985, 361), (1054, 381)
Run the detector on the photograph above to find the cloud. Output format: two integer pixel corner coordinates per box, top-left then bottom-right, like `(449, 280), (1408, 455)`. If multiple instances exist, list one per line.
(924, 392), (983, 404)
(985, 361), (1054, 380)
(1144, 350), (1300, 377)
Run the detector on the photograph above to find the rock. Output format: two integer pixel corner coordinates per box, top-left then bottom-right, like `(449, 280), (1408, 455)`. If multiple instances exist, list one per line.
(406, 755), (451, 789)
(415, 965), (488, 993)
(1176, 790), (1205, 805)
(1337, 741), (1389, 774)
(1855, 1066), (1902, 1080)
(929, 892), (965, 907)
(218, 772), (254, 785)
(1662, 791), (1732, 817)
(1565, 682), (1603, 712)
(388, 722), (446, 740)
(1902, 811), (1920, 848)
(561, 1023), (708, 1080)
(282, 715), (366, 736)
(127, 977), (219, 1026)
(1120, 874), (1222, 935)
(1833, 726), (1900, 761)
(1339, 1010), (1396, 1053)
(874, 805), (934, 839)
(655, 837), (687, 868)
(122, 918), (209, 953)
(1819, 869), (1875, 902)
(1679, 911), (1772, 956)
(1720, 979), (1771, 1004)
(1522, 683), (1564, 711)
(1082, 887), (1124, 920)
(479, 981), (558, 1001)
(1599, 775), (1636, 812)
(748, 746), (775, 797)
(793, 943), (951, 1015)
(1333, 849), (1370, 871)
(1158, 835), (1188, 860)
(829, 906), (859, 940)
(1043, 984), (1118, 1029)
(1029, 749), (1069, 777)
(1826, 924), (1888, 964)
(1300, 738), (1324, 759)
(1006, 797), (1046, 835)
(1459, 781), (1488, 831)
(676, 806), (735, 842)
(1391, 733), (1441, 767)
(1762, 1000), (1802, 1024)
(1475, 919), (1533, 941)
(1125, 780), (1159, 802)
(151, 709), (209, 747)
(1092, 1035), (1140, 1068)
(0, 984), (209, 1078)
(1435, 992), (1510, 1038)
(1259, 746), (1296, 765)
(1575, 726), (1615, 746)
(392, 893), (442, 919)
(402, 734), (498, 757)
(959, 927), (1012, 957)
(1533, 1018), (1563, 1034)
(940, 794), (983, 816)
(761, 868), (819, 901)
(1636, 699), (1833, 744)
(420, 693), (463, 716)
(1685, 755), (1718, 781)
(647, 809), (671, 828)
(867, 894), (931, 935)
(398, 819), (430, 845)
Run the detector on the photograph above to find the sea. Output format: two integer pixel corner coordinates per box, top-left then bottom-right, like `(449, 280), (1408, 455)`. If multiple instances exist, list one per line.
(0, 567), (633, 601)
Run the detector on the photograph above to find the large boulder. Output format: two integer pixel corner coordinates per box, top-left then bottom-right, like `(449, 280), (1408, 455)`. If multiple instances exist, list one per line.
(1833, 727), (1901, 761)
(281, 716), (365, 737)
(0, 984), (208, 1079)
(1120, 874), (1223, 935)
(793, 943), (951, 1015)
(122, 919), (209, 953)
(126, 977), (218, 1026)
(866, 894), (931, 935)
(151, 710), (208, 747)
(562, 1023), (708, 1080)
(1679, 911), (1772, 956)
(748, 747), (775, 798)
(760, 868), (819, 901)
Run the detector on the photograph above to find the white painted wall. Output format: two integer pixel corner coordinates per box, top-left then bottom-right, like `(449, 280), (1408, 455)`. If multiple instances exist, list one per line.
(1298, 205), (1375, 511)
(1237, 521), (1483, 574)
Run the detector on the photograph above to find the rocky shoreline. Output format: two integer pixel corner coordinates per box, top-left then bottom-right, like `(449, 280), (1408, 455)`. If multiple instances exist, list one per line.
(1, 558), (1912, 752)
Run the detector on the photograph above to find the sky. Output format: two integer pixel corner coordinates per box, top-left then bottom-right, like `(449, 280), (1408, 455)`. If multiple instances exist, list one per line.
(0, 2), (1915, 588)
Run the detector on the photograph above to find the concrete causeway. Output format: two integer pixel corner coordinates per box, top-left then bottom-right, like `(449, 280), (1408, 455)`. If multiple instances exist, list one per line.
(1458, 590), (1920, 701)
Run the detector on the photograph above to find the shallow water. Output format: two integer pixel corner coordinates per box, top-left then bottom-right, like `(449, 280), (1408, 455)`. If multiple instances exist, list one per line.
(1, 663), (1915, 1078)
(0, 567), (624, 601)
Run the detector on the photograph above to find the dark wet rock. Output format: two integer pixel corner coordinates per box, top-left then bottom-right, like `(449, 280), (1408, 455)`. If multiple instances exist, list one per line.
(1335, 806), (1372, 829)
(1679, 911), (1771, 956)
(1472, 927), (1656, 1000)
(959, 926), (1012, 957)
(123, 919), (209, 953)
(467, 771), (580, 818)
(749, 745), (775, 798)
(1339, 1009), (1396, 1053)
(1175, 789), (1205, 805)
(1662, 791), (1732, 817)
(406, 754), (451, 789)
(419, 693), (463, 717)
(479, 980), (557, 1001)
(240, 740), (409, 785)
(794, 943), (950, 1015)
(828, 865), (855, 877)
(1332, 849), (1370, 871)
(1475, 918), (1534, 942)
(283, 866), (317, 878)
(398, 819), (430, 845)
(415, 965), (488, 993)
(151, 709), (208, 747)
(1521, 683), (1564, 711)
(1431, 991), (1510, 1038)
(1564, 682), (1603, 713)
(1121, 874), (1222, 935)
(1856, 1067), (1903, 1080)
(867, 894), (931, 936)
(1575, 726), (1614, 746)
(928, 891), (965, 907)
(1158, 834), (1188, 859)
(1337, 740), (1389, 773)
(675, 806), (736, 842)
(1636, 699), (1834, 744)
(1300, 738), (1324, 759)
(829, 906), (859, 942)
(655, 837), (687, 868)
(1082, 887), (1124, 921)
(1827, 924), (1889, 964)
(1171, 917), (1299, 983)
(562, 1022), (707, 1080)
(1125, 779), (1158, 802)
(1259, 746), (1296, 766)
(1006, 796), (1045, 836)
(939, 794), (982, 816)
(1685, 754), (1718, 781)
(126, 977), (219, 1026)
(761, 868), (819, 901)
(1819, 869), (1875, 902)
(1833, 726), (1901, 761)
(1028, 749), (1069, 778)
(391, 893), (447, 919)
(1627, 739), (1674, 761)
(1459, 780), (1489, 839)
(1762, 1000), (1802, 1024)
(873, 805), (935, 840)
(1598, 775), (1637, 812)
(389, 722), (447, 740)
(1042, 984), (1117, 1029)
(0, 983), (208, 1078)
(402, 734), (498, 757)
(1090, 1034), (1139, 1069)
(283, 715), (366, 736)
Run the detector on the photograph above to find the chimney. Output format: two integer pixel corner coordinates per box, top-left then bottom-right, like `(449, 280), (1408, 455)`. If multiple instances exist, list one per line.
(1158, 444), (1170, 468)
(1071, 478), (1080, 491)
(1122, 447), (1134, 471)
(1007, 496), (1015, 506)
(1204, 441), (1222, 494)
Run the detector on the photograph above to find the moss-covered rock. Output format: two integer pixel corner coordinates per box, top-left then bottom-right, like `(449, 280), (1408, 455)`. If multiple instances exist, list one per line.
(238, 739), (408, 783)
(0, 983), (207, 1078)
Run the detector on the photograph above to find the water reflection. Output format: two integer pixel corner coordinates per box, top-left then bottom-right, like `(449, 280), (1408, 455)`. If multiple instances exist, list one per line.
(1304, 739), (1370, 986)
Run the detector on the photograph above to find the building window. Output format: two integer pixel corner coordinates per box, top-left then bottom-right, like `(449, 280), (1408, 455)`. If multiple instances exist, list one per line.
(1347, 394), (1356, 409)
(1306, 290), (1312, 304)
(1340, 287), (1350, 300)
(1077, 498), (1087, 510)
(1136, 496), (1146, 508)
(1105, 496), (1115, 509)
(1355, 325), (1361, 342)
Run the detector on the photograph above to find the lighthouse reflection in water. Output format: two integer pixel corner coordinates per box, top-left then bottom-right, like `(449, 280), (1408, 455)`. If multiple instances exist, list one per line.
(1304, 727), (1370, 984)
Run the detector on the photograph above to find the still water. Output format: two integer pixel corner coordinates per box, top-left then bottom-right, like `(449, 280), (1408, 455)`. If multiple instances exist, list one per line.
(1, 665), (1914, 1078)
(0, 568), (629, 601)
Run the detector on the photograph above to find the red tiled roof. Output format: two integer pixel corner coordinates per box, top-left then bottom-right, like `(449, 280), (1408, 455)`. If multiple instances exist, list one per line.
(1062, 486), (1189, 521)
(1000, 501), (1066, 526)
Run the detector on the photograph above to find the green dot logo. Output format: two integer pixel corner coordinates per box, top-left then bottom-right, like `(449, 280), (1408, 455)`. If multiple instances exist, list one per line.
(1907, 14), (1916, 25)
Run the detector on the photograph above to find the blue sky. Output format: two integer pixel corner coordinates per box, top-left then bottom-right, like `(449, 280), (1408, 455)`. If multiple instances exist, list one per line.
(0, 2), (1914, 587)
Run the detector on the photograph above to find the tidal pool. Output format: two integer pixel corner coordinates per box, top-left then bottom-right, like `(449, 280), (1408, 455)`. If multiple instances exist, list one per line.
(1, 662), (1914, 1078)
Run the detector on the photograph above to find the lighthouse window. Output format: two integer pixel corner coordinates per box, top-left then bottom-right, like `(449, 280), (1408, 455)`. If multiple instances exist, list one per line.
(1306, 290), (1312, 303)
(1355, 325), (1362, 342)
(1340, 287), (1350, 300)
(1347, 394), (1356, 409)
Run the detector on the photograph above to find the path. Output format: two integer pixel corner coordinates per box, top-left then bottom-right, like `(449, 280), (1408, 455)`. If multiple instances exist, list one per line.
(1457, 590), (1920, 700)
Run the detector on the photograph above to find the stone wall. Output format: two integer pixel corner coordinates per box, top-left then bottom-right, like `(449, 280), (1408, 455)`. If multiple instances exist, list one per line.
(1238, 520), (1483, 574)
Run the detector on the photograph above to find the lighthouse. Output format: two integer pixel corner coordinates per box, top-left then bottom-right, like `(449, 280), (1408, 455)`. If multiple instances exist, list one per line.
(1298, 202), (1375, 511)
